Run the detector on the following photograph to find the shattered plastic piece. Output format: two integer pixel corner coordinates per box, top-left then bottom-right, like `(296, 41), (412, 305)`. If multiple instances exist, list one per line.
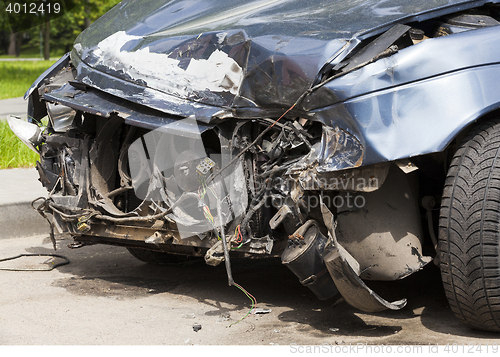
(253, 308), (272, 314)
(204, 240), (225, 266)
(321, 203), (407, 313)
(182, 313), (196, 319)
(395, 159), (419, 174)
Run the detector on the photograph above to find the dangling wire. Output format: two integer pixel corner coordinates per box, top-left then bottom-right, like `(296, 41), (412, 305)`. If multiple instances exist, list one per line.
(194, 98), (307, 327)
(231, 225), (243, 250)
(197, 174), (222, 240)
(205, 97), (304, 187)
(229, 282), (257, 327)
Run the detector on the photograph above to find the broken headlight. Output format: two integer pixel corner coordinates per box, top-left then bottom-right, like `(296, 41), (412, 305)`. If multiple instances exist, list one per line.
(6, 115), (43, 153)
(288, 126), (363, 173)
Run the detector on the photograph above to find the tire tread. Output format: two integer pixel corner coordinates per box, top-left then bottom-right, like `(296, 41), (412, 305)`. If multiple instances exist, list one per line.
(439, 118), (500, 332)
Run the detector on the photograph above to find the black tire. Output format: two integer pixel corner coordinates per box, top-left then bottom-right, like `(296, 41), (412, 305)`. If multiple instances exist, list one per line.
(439, 118), (500, 332)
(126, 247), (198, 265)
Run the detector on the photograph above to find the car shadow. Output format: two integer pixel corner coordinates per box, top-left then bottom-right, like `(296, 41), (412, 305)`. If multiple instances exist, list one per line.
(364, 264), (500, 340)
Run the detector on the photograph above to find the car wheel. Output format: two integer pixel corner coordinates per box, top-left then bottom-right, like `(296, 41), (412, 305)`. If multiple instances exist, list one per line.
(126, 247), (198, 265)
(439, 118), (500, 332)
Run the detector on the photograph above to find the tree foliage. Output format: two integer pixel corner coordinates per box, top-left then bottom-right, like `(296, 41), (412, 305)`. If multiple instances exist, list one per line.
(0, 0), (121, 57)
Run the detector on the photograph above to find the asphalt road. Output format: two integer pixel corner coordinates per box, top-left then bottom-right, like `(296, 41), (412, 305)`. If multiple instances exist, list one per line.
(1, 234), (500, 346)
(0, 97), (26, 120)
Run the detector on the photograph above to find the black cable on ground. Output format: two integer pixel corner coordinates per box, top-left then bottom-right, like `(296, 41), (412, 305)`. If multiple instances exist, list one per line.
(0, 253), (70, 271)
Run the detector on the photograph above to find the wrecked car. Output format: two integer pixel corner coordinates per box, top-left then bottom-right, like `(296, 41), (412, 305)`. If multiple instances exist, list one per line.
(8, 0), (500, 332)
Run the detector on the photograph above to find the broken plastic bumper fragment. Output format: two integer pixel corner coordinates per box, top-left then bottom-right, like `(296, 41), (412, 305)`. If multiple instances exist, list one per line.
(321, 203), (407, 312)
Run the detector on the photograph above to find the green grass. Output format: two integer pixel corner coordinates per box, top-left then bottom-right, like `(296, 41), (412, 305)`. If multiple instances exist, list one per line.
(0, 60), (56, 100)
(0, 120), (39, 169)
(0, 59), (54, 169)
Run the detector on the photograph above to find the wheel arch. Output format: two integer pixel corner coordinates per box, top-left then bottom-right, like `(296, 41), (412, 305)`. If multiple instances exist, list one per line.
(441, 103), (500, 162)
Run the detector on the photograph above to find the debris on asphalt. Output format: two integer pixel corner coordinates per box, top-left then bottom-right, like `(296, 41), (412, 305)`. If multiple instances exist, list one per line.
(218, 313), (230, 322)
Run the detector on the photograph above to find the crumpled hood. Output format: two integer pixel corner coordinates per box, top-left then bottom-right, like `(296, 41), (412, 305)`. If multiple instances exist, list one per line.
(71, 0), (479, 113)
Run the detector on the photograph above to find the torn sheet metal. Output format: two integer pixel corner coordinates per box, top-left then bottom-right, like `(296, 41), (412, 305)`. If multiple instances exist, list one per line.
(24, 52), (70, 100)
(64, 59), (226, 123)
(43, 83), (213, 135)
(92, 31), (244, 97)
(321, 202), (407, 312)
(72, 29), (343, 114)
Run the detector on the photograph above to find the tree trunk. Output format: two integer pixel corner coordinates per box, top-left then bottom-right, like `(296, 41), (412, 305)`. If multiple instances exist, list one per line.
(43, 14), (51, 60)
(15, 32), (21, 57)
(7, 32), (16, 56)
(84, 0), (91, 28)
